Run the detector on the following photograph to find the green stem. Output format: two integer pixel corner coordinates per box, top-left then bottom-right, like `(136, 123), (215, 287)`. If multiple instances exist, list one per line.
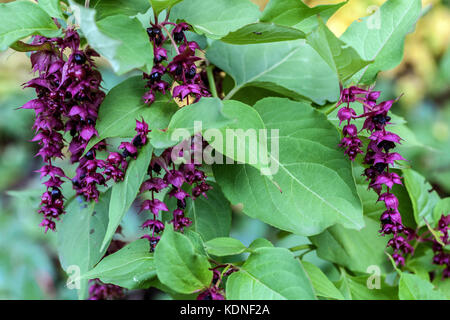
(206, 65), (219, 98)
(10, 41), (53, 53)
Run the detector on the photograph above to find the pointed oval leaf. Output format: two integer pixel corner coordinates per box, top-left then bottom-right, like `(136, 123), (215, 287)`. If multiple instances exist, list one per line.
(0, 1), (60, 50)
(204, 237), (247, 257)
(154, 224), (213, 294)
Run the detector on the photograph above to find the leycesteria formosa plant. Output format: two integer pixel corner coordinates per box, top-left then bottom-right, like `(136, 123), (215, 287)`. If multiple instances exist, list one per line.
(1, 0), (448, 300)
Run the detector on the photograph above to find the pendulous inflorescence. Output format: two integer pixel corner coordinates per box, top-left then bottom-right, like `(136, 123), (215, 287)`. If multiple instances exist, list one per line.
(337, 86), (414, 266)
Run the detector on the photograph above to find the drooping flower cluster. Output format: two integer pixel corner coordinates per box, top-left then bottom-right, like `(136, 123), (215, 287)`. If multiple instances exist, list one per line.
(431, 214), (450, 279)
(139, 134), (212, 251)
(22, 28), (109, 231)
(143, 21), (210, 105)
(337, 86), (413, 266)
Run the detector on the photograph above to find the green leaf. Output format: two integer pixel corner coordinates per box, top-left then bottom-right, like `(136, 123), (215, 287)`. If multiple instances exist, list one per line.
(220, 22), (305, 45)
(171, 0), (260, 38)
(310, 217), (393, 274)
(84, 0), (151, 20)
(306, 18), (371, 82)
(101, 142), (154, 251)
(226, 247), (316, 299)
(336, 270), (398, 300)
(38, 0), (64, 19)
(0, 0), (60, 51)
(150, 0), (183, 16)
(57, 191), (111, 300)
(302, 261), (344, 300)
(340, 0), (422, 84)
(213, 98), (363, 236)
(69, 0), (121, 72)
(403, 169), (440, 227)
(204, 237), (247, 257)
(81, 239), (156, 289)
(165, 182), (232, 241)
(207, 40), (339, 105)
(85, 76), (178, 153)
(149, 97), (233, 149)
(154, 224), (213, 294)
(261, 0), (347, 33)
(399, 273), (446, 300)
(97, 15), (154, 75)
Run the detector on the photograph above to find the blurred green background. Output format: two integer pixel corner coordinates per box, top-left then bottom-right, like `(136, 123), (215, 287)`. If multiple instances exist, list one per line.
(0, 0), (448, 299)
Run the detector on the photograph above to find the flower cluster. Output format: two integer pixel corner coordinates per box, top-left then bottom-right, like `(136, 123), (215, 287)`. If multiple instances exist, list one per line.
(337, 86), (413, 265)
(431, 214), (450, 279)
(71, 117), (149, 202)
(22, 28), (108, 231)
(143, 21), (210, 105)
(139, 134), (212, 251)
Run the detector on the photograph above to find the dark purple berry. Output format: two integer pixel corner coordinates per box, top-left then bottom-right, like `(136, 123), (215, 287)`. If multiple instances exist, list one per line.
(85, 150), (94, 160)
(173, 31), (184, 43)
(73, 53), (86, 64)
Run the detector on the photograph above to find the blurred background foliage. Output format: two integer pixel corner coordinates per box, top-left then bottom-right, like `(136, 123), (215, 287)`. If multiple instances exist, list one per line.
(0, 0), (448, 299)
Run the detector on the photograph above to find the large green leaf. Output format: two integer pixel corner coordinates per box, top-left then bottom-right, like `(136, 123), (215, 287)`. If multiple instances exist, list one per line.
(204, 237), (247, 257)
(220, 22), (305, 45)
(310, 217), (393, 274)
(97, 15), (154, 75)
(260, 0), (347, 33)
(75, 0), (151, 20)
(399, 273), (446, 300)
(38, 0), (64, 19)
(302, 261), (344, 300)
(226, 247), (316, 299)
(171, 0), (260, 38)
(148, 97), (233, 149)
(154, 224), (212, 294)
(207, 40), (339, 105)
(69, 1), (121, 71)
(340, 0), (422, 84)
(85, 76), (178, 153)
(306, 19), (371, 82)
(213, 98), (363, 236)
(101, 142), (154, 251)
(81, 239), (156, 289)
(57, 191), (111, 300)
(0, 0), (60, 51)
(403, 169), (440, 227)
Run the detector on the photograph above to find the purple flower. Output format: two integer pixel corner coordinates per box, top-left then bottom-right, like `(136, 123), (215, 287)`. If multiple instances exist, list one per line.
(141, 199), (169, 216)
